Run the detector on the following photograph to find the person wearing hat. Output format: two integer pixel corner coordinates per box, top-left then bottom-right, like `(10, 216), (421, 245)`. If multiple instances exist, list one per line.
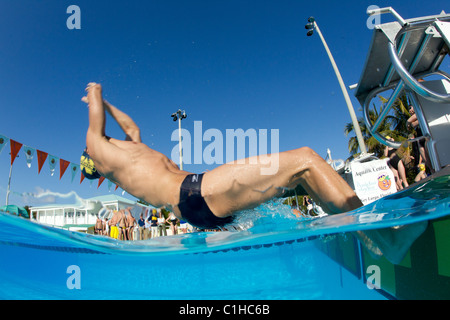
(80, 147), (102, 180)
(414, 163), (427, 182)
(148, 209), (158, 238)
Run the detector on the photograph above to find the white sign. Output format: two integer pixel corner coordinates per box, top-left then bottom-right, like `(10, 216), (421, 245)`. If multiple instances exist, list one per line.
(351, 159), (397, 205)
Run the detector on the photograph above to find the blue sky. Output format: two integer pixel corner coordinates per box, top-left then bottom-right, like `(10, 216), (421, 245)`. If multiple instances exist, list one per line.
(0, 0), (449, 207)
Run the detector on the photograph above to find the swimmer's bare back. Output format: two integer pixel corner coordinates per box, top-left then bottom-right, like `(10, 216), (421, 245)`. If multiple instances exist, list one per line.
(83, 83), (189, 211)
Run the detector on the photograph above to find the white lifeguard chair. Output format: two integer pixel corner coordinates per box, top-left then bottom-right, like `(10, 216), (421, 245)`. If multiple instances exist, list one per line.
(354, 7), (450, 172)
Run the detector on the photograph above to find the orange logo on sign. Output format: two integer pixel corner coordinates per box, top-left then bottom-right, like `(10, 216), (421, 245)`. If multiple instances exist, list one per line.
(377, 174), (391, 191)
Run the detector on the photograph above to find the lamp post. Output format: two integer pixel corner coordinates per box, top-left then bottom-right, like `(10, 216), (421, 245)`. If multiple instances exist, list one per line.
(305, 17), (367, 155)
(171, 109), (187, 170)
(5, 154), (18, 206)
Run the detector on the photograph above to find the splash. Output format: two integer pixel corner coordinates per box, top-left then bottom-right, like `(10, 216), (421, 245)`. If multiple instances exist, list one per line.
(231, 199), (307, 231)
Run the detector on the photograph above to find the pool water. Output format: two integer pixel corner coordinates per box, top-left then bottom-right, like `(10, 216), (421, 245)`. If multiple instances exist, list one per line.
(0, 175), (449, 300)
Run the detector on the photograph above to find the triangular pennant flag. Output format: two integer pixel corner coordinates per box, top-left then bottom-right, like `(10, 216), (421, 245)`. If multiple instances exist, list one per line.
(97, 176), (105, 189)
(59, 159), (70, 180)
(48, 155), (59, 176)
(70, 163), (79, 183)
(0, 134), (9, 155)
(10, 140), (23, 165)
(23, 145), (36, 168)
(80, 171), (85, 184)
(115, 184), (119, 191)
(108, 180), (113, 192)
(37, 150), (48, 174)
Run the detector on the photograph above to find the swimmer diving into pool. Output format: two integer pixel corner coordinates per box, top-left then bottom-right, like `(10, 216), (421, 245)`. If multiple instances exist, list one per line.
(82, 82), (427, 264)
(82, 82), (363, 230)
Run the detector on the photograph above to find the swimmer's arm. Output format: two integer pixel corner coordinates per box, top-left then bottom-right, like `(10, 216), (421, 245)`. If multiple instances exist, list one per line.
(103, 100), (142, 143)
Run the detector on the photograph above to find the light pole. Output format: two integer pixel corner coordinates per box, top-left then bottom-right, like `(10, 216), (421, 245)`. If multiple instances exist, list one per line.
(171, 109), (187, 170)
(305, 17), (367, 155)
(5, 154), (18, 206)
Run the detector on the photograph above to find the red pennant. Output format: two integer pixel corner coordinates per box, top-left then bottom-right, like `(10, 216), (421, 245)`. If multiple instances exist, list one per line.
(115, 184), (119, 191)
(80, 172), (85, 184)
(10, 140), (23, 165)
(59, 159), (70, 180)
(37, 150), (48, 174)
(97, 176), (105, 189)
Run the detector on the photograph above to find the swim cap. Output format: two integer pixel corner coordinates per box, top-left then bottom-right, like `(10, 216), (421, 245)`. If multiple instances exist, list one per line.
(80, 150), (101, 180)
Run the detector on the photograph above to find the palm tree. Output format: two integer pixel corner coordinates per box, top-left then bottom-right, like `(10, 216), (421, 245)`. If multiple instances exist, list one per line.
(344, 104), (395, 158)
(378, 94), (412, 136)
(344, 94), (413, 158)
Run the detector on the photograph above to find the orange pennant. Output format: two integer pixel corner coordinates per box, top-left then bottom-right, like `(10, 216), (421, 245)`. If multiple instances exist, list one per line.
(59, 159), (70, 180)
(80, 172), (85, 184)
(115, 184), (119, 191)
(10, 140), (23, 165)
(97, 176), (105, 189)
(37, 150), (48, 174)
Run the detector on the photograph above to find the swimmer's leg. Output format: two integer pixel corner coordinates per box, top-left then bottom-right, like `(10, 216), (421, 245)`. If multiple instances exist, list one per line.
(355, 221), (428, 264)
(397, 160), (409, 188)
(202, 147), (363, 217)
(203, 144), (424, 265)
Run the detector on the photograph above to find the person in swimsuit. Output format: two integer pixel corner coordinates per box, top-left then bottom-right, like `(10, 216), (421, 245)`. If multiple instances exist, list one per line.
(125, 207), (136, 240)
(384, 137), (409, 190)
(81, 82), (362, 231)
(117, 210), (128, 240)
(103, 218), (109, 236)
(95, 216), (103, 235)
(108, 210), (119, 239)
(166, 212), (178, 235)
(407, 105), (432, 173)
(79, 82), (430, 265)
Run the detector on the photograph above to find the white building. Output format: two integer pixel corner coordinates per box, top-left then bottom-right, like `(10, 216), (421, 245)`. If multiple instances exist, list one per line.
(30, 194), (151, 232)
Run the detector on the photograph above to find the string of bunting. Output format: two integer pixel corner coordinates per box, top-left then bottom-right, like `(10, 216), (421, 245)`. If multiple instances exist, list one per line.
(0, 133), (119, 191)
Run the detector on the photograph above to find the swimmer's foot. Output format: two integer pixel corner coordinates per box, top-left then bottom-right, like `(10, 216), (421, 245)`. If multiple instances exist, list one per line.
(355, 221), (428, 264)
